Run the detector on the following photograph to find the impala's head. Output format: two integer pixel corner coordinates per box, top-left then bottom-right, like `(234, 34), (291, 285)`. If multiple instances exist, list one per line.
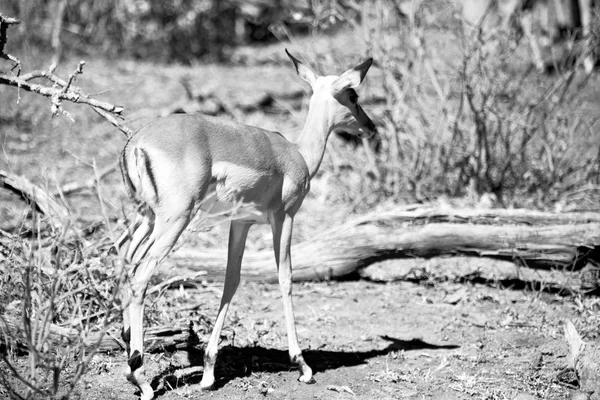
(286, 49), (377, 139)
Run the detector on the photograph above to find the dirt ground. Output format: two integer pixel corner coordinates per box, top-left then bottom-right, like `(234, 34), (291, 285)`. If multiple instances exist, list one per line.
(76, 280), (582, 400)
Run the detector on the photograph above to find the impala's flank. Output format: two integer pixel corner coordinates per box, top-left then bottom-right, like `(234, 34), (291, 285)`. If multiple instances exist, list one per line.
(116, 50), (376, 399)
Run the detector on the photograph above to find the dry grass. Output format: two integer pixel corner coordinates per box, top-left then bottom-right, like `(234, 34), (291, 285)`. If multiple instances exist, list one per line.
(0, 201), (125, 399)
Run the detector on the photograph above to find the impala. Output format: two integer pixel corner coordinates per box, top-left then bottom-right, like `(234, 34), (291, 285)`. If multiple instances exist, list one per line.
(116, 50), (376, 399)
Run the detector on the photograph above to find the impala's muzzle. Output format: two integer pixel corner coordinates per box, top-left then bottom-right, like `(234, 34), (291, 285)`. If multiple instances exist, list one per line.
(354, 104), (377, 139)
(358, 118), (377, 139)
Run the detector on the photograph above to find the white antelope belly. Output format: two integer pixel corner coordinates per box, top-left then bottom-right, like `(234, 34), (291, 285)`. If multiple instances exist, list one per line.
(198, 183), (269, 224)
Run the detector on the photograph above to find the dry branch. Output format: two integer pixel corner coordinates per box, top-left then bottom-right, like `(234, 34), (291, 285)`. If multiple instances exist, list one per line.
(96, 323), (195, 353)
(0, 13), (133, 236)
(161, 207), (600, 283)
(0, 170), (69, 228)
(0, 69), (124, 118)
(0, 318), (194, 354)
(1, 12), (131, 136)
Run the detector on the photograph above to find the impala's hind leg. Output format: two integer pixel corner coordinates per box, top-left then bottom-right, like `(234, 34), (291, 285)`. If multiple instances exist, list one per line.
(122, 204), (193, 400)
(128, 215), (155, 265)
(120, 210), (154, 357)
(115, 205), (152, 252)
(115, 219), (138, 253)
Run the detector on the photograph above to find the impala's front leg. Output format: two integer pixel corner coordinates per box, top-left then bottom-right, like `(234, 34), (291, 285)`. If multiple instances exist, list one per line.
(200, 221), (252, 390)
(271, 212), (314, 384)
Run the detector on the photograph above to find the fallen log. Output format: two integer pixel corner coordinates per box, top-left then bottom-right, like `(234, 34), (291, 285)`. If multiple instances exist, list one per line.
(163, 206), (600, 282)
(332, 206), (600, 227)
(360, 256), (597, 293)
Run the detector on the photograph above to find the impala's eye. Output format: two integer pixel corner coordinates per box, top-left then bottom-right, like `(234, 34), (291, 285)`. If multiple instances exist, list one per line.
(349, 93), (358, 103)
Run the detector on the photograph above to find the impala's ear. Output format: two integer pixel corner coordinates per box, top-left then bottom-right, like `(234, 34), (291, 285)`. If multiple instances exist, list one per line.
(286, 49), (317, 87)
(333, 58), (373, 91)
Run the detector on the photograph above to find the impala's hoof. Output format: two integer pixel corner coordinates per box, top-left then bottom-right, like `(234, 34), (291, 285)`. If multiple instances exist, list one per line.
(200, 377), (216, 391)
(291, 354), (314, 384)
(299, 375), (316, 384)
(297, 365), (315, 384)
(139, 388), (155, 400)
(123, 352), (154, 400)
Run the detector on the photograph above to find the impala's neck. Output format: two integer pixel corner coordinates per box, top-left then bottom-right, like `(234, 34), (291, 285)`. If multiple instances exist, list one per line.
(296, 97), (334, 180)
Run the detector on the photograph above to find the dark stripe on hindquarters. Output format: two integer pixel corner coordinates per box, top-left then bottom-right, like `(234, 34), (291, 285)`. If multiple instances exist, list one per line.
(120, 143), (137, 197)
(138, 147), (160, 205)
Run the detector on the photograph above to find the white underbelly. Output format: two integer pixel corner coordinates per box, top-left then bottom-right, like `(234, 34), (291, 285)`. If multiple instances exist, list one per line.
(198, 185), (269, 224)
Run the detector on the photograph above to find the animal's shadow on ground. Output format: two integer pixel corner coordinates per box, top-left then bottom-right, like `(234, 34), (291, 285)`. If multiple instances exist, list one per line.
(150, 336), (458, 397)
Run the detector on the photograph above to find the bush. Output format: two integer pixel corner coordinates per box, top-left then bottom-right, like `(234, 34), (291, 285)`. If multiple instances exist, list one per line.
(331, 0), (600, 209)
(4, 0), (243, 62)
(0, 211), (125, 399)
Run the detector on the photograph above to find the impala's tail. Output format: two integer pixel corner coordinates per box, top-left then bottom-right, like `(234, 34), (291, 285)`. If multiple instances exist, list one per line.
(119, 141), (136, 199)
(120, 140), (160, 207)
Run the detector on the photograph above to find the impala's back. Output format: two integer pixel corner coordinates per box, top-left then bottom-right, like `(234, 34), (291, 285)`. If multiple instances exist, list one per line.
(121, 114), (310, 224)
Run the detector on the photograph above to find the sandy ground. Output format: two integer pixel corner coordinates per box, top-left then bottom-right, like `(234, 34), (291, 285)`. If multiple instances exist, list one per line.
(67, 279), (582, 400)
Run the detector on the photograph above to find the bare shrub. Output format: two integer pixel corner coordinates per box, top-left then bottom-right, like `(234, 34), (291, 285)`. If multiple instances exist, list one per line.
(0, 210), (125, 399)
(457, 44), (600, 208)
(330, 0), (600, 209)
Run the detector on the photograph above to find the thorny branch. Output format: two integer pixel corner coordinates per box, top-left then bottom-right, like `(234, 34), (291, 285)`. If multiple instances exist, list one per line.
(0, 13), (131, 232)
(0, 63), (126, 124)
(0, 13), (132, 137)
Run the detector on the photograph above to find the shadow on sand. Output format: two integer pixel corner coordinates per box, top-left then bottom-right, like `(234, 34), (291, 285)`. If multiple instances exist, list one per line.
(149, 335), (459, 396)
